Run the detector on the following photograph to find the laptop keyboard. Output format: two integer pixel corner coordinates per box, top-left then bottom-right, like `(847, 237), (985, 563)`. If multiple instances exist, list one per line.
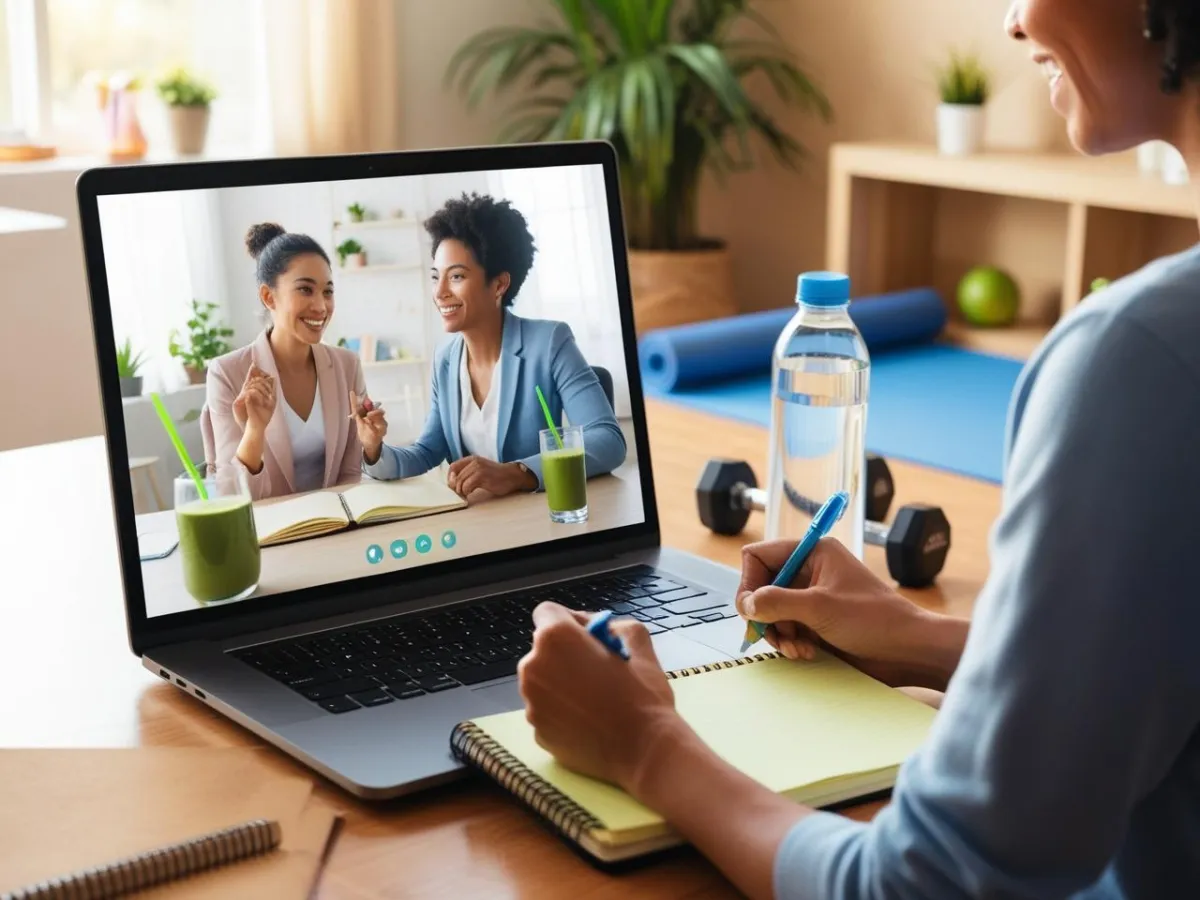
(230, 565), (736, 714)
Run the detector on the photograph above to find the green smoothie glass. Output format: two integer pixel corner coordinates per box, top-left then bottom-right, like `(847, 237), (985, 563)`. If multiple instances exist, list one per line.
(540, 425), (588, 524)
(174, 468), (261, 605)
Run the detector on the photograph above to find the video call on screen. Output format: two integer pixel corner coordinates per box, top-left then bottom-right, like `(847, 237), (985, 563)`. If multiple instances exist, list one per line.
(99, 164), (645, 618)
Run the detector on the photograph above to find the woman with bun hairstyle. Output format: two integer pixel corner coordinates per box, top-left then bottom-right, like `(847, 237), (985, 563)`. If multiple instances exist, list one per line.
(204, 222), (370, 501)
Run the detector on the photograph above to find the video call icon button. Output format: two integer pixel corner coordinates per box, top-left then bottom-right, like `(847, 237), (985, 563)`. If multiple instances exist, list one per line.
(390, 539), (408, 559)
(365, 544), (384, 565)
(415, 534), (433, 554)
(441, 531), (456, 549)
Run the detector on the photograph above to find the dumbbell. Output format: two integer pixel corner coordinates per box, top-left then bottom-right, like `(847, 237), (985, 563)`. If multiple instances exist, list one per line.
(696, 459), (951, 588)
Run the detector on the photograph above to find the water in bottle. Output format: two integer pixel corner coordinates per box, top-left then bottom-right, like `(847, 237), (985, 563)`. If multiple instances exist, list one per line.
(765, 272), (870, 559)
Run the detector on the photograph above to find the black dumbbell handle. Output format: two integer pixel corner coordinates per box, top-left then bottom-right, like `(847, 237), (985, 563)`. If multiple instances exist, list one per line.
(734, 484), (890, 546)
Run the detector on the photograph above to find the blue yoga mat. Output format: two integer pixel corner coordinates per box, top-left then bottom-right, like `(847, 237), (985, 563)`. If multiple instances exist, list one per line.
(637, 291), (1026, 483)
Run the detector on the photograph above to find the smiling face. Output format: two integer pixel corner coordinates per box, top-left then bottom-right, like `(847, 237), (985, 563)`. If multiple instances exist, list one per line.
(431, 238), (509, 334)
(260, 253), (334, 345)
(1005, 0), (1182, 153)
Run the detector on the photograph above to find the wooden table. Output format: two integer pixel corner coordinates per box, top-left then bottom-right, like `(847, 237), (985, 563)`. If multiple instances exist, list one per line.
(0, 400), (1000, 898)
(137, 463), (643, 617)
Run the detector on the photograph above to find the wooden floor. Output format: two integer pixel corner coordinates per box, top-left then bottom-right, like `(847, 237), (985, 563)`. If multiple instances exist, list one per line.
(644, 399), (1000, 621)
(0, 401), (1003, 899)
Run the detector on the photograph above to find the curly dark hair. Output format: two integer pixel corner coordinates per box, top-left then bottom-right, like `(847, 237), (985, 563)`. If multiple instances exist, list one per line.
(424, 193), (537, 307)
(1144, 0), (1200, 92)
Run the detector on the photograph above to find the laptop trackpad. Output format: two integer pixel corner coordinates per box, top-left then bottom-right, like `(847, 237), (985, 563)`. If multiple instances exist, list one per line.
(467, 627), (738, 712)
(471, 680), (525, 713)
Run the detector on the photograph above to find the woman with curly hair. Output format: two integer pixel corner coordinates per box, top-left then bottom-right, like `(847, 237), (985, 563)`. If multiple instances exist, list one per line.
(356, 192), (626, 499)
(514, 3), (1200, 897)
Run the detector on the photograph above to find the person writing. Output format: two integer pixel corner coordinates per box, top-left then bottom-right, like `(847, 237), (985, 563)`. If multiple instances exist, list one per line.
(516, 1), (1200, 897)
(355, 192), (626, 499)
(206, 223), (370, 501)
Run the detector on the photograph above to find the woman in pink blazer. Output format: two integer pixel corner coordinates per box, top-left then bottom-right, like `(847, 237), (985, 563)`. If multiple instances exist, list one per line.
(204, 222), (369, 501)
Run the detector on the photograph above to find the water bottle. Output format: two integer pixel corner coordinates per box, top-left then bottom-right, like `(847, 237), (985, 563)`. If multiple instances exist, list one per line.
(765, 272), (869, 559)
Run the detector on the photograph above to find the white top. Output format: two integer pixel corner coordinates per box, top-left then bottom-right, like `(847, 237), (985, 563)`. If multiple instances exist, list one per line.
(282, 386), (326, 492)
(459, 348), (501, 461)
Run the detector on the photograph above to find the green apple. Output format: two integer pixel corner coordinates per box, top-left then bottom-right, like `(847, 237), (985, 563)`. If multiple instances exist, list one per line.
(957, 266), (1020, 327)
(1090, 277), (1111, 294)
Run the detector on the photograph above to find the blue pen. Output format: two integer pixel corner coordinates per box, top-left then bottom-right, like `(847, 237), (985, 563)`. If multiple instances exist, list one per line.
(587, 610), (630, 660)
(739, 490), (850, 654)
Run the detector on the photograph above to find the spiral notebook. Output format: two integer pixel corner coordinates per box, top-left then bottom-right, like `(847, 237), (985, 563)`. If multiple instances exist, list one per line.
(450, 651), (937, 867)
(0, 748), (340, 899)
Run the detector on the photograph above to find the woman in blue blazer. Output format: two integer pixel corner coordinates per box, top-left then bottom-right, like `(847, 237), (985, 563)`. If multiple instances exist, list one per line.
(354, 192), (626, 499)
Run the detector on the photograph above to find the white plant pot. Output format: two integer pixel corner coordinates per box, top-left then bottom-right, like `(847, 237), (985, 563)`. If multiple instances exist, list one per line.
(937, 103), (985, 156)
(1136, 140), (1167, 175)
(344, 252), (366, 269)
(1161, 145), (1189, 185)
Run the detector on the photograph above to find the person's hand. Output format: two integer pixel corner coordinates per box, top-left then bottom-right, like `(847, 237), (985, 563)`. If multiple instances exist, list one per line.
(736, 538), (945, 688)
(519, 603), (686, 792)
(447, 456), (536, 499)
(349, 390), (387, 464)
(233, 365), (276, 434)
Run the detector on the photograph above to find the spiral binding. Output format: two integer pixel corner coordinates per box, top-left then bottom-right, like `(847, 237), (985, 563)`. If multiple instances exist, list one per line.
(449, 652), (781, 844)
(3, 818), (282, 900)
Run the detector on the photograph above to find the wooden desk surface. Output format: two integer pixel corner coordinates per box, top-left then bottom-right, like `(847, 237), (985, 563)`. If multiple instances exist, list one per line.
(136, 464), (643, 617)
(0, 400), (1000, 898)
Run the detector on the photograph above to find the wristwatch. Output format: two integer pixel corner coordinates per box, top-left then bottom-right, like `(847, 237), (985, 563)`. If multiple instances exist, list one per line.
(514, 461), (536, 490)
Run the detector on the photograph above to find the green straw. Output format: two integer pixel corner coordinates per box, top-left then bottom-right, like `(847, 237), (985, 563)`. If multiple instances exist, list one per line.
(534, 384), (562, 449)
(150, 391), (208, 500)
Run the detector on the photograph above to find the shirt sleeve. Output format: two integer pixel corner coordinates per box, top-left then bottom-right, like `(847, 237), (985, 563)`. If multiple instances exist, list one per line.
(773, 314), (1200, 899)
(363, 355), (451, 481)
(517, 322), (627, 487)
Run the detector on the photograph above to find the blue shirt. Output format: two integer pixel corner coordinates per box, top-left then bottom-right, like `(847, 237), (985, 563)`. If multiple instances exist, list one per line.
(775, 245), (1200, 899)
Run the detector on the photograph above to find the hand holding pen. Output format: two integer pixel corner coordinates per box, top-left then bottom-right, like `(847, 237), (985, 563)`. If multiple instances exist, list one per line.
(739, 491), (849, 654)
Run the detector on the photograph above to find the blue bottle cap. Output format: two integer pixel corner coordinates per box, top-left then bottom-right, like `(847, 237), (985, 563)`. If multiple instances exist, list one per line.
(796, 271), (851, 307)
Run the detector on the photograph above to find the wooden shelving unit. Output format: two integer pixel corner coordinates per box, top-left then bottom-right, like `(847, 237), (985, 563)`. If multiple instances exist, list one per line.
(333, 217), (418, 231)
(826, 141), (1199, 359)
(338, 263), (422, 275)
(361, 356), (426, 370)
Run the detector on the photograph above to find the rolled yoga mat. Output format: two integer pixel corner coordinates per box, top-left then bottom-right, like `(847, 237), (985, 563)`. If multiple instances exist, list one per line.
(638, 288), (949, 393)
(637, 288), (1026, 484)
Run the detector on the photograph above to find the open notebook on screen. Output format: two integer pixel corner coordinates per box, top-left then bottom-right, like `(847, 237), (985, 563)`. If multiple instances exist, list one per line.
(252, 472), (466, 547)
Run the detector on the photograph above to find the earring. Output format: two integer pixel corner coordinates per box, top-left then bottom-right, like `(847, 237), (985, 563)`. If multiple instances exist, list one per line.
(1144, 0), (1167, 41)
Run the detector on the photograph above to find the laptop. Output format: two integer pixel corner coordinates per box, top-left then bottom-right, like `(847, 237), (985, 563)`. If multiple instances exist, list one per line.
(76, 140), (748, 799)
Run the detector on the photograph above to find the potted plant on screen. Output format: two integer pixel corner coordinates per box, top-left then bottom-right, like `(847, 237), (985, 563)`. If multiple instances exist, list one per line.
(935, 49), (990, 156)
(445, 0), (833, 333)
(155, 67), (217, 156)
(116, 337), (146, 398)
(337, 238), (366, 268)
(347, 203), (366, 223)
(168, 299), (235, 385)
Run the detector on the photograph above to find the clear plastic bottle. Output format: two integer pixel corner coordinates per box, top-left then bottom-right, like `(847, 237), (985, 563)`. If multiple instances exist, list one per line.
(765, 272), (870, 559)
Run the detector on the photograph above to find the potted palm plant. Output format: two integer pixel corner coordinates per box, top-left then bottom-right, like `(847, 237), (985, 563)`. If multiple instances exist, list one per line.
(155, 67), (217, 156)
(935, 49), (990, 156)
(116, 337), (146, 398)
(445, 0), (832, 333)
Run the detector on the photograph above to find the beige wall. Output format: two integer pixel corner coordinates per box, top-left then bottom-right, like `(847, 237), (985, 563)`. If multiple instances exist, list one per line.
(400, 0), (1070, 312)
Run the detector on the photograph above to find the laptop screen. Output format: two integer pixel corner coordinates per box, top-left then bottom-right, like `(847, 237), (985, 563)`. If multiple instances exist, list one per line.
(93, 157), (648, 621)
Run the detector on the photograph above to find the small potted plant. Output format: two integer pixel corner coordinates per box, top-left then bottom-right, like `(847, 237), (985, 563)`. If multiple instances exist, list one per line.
(337, 238), (366, 268)
(347, 203), (366, 223)
(168, 299), (234, 384)
(116, 337), (146, 398)
(155, 67), (217, 156)
(935, 49), (990, 156)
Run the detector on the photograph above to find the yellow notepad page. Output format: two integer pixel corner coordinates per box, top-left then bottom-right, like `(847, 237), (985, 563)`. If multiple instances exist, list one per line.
(253, 491), (349, 545)
(470, 653), (936, 839)
(341, 474), (465, 523)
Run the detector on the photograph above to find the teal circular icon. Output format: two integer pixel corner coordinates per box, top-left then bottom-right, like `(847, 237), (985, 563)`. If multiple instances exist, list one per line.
(441, 530), (457, 549)
(365, 544), (383, 564)
(390, 539), (408, 559)
(415, 534), (433, 554)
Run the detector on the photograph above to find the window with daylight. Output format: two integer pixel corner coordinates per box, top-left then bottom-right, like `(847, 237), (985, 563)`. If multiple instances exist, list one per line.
(5, 0), (264, 154)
